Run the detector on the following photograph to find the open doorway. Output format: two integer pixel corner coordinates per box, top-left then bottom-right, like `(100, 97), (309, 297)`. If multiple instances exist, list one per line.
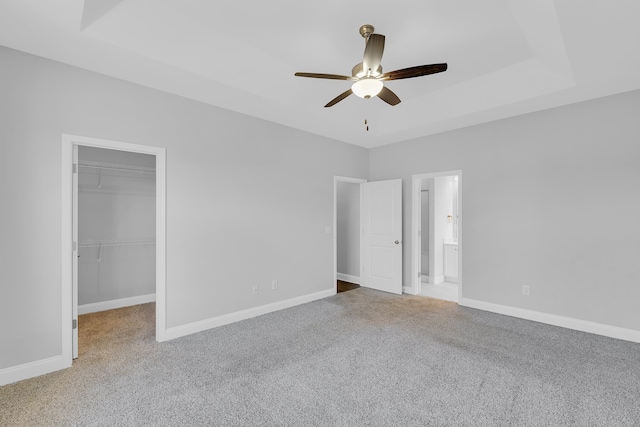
(61, 134), (167, 369)
(411, 170), (462, 302)
(76, 146), (156, 357)
(334, 176), (365, 293)
(334, 176), (403, 295)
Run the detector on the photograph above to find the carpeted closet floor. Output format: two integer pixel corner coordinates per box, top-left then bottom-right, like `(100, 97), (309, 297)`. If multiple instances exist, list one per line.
(78, 303), (155, 358)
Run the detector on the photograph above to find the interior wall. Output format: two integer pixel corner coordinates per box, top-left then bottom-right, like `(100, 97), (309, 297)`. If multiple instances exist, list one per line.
(432, 176), (451, 281)
(369, 88), (640, 332)
(420, 190), (429, 252)
(438, 176), (455, 244)
(0, 46), (368, 370)
(451, 177), (459, 241)
(77, 146), (156, 305)
(336, 181), (360, 278)
(420, 190), (430, 279)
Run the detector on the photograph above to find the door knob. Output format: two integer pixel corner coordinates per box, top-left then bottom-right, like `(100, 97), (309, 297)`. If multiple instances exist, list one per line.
(395, 240), (400, 244)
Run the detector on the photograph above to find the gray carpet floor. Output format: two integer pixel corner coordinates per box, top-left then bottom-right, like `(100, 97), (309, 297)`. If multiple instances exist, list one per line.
(1, 288), (639, 426)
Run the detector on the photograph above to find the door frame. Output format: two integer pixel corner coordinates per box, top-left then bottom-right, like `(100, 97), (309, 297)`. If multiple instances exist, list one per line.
(411, 170), (463, 301)
(333, 176), (366, 293)
(61, 134), (167, 367)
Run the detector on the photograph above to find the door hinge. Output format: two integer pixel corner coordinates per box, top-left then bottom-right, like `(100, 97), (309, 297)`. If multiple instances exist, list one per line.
(72, 241), (77, 251)
(73, 163), (77, 174)
(72, 319), (77, 329)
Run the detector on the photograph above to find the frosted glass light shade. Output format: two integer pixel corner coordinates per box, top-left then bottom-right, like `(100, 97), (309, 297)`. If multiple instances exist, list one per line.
(351, 79), (383, 99)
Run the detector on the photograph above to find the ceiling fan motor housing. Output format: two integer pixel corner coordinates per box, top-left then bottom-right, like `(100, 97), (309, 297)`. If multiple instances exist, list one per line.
(352, 62), (382, 78)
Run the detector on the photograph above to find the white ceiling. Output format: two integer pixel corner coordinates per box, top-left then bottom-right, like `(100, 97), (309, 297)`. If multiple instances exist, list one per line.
(1, 0), (639, 148)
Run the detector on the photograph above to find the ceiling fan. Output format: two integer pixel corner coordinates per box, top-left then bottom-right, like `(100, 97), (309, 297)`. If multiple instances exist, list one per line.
(295, 24), (447, 107)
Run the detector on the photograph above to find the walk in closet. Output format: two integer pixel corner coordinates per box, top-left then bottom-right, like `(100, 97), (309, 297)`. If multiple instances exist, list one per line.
(77, 146), (156, 314)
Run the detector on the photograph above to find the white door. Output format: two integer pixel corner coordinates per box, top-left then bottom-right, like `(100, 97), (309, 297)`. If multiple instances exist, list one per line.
(72, 145), (79, 359)
(361, 179), (402, 294)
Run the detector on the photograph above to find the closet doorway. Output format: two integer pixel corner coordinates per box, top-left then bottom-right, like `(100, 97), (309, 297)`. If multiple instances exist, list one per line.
(61, 135), (166, 367)
(76, 146), (156, 357)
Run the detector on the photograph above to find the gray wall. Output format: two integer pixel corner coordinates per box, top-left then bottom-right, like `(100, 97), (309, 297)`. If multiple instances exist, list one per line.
(369, 89), (640, 331)
(433, 176), (450, 280)
(336, 181), (360, 278)
(420, 190), (429, 254)
(0, 46), (368, 369)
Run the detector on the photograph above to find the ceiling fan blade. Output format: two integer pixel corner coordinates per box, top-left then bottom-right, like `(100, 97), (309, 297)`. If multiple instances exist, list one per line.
(377, 86), (401, 106)
(380, 63), (448, 81)
(295, 72), (355, 81)
(363, 34), (385, 75)
(324, 89), (353, 107)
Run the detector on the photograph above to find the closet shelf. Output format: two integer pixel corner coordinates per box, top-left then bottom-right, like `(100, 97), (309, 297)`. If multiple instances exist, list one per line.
(78, 160), (156, 174)
(78, 239), (156, 248)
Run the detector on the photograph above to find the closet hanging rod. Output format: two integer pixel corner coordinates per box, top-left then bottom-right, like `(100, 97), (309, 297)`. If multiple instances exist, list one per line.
(78, 160), (156, 174)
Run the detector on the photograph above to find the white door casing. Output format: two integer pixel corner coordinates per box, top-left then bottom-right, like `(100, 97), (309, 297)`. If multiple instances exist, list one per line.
(72, 145), (79, 359)
(62, 134), (167, 369)
(361, 179), (402, 294)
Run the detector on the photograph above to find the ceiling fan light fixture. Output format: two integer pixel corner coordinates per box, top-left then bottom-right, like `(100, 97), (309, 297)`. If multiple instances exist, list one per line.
(351, 78), (383, 99)
(294, 24), (447, 107)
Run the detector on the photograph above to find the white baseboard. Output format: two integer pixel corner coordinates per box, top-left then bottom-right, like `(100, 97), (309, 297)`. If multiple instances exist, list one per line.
(336, 273), (360, 284)
(165, 289), (335, 341)
(0, 356), (66, 386)
(433, 275), (445, 285)
(444, 276), (458, 283)
(2, 291), (332, 384)
(78, 293), (156, 315)
(461, 298), (640, 344)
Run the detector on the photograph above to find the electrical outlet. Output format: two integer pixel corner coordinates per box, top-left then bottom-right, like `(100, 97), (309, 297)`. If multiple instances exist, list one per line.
(522, 285), (530, 296)
(252, 285), (259, 295)
(271, 280), (278, 290)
